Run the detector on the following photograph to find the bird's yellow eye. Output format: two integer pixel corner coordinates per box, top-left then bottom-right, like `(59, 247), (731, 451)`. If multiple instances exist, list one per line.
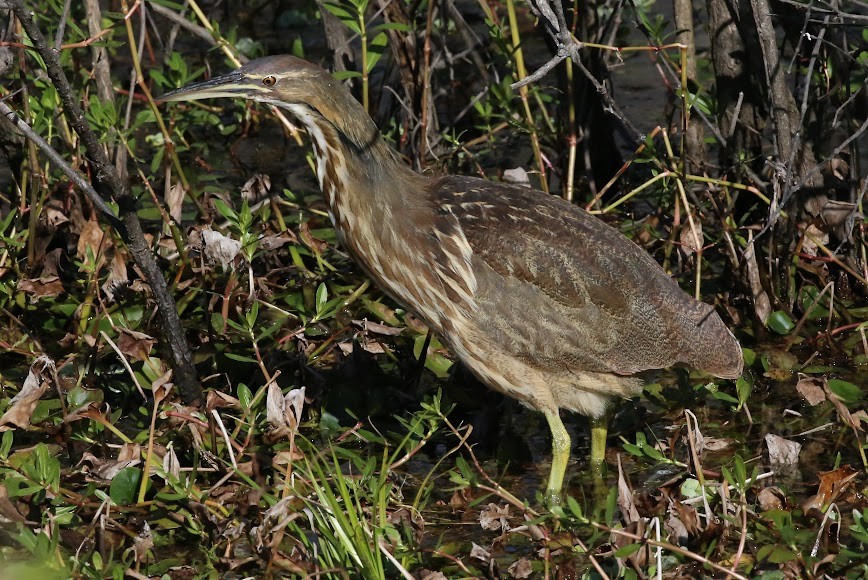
(262, 75), (277, 87)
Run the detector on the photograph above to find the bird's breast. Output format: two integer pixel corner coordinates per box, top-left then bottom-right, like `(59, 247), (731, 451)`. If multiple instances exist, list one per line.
(331, 194), (478, 338)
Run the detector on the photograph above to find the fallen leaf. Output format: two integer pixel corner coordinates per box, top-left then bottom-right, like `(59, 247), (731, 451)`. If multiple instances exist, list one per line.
(40, 248), (63, 278)
(133, 521), (154, 563)
(665, 511), (689, 545)
(765, 434), (801, 466)
(101, 250), (129, 301)
(166, 181), (185, 224)
(617, 455), (640, 524)
(470, 542), (491, 562)
(266, 383), (306, 436)
(0, 485), (26, 523)
(81, 449), (141, 481)
(801, 223), (828, 257)
(679, 215), (703, 256)
(240, 173), (271, 202)
(744, 233), (771, 323)
(479, 503), (510, 531)
(757, 486), (786, 511)
(201, 228), (242, 270)
(507, 558), (533, 578)
(0, 356), (54, 430)
(503, 167), (531, 188)
(802, 466), (860, 512)
(77, 219), (108, 268)
(206, 390), (241, 411)
(162, 444), (180, 483)
(796, 376), (827, 406)
(44, 206), (69, 227)
(822, 381), (863, 431)
(17, 276), (64, 302)
(353, 319), (404, 336)
(702, 437), (736, 452)
(117, 329), (156, 362)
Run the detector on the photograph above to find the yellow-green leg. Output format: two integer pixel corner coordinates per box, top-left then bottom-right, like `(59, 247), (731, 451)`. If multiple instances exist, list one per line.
(543, 408), (571, 505)
(590, 412), (610, 504)
(589, 413), (609, 476)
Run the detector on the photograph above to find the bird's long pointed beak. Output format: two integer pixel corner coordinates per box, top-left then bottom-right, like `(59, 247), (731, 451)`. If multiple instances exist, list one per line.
(156, 71), (261, 103)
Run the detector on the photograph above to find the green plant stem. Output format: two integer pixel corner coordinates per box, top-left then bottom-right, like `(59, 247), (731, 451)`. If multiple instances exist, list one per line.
(506, 0), (548, 193)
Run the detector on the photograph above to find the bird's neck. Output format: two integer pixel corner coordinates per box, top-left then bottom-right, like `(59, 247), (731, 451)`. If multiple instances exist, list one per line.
(285, 103), (422, 235)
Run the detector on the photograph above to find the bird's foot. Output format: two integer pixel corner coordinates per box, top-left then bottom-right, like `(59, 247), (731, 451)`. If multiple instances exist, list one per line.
(544, 488), (563, 508)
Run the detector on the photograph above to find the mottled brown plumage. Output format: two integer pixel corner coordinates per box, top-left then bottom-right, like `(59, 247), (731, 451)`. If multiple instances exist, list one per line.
(160, 55), (743, 499)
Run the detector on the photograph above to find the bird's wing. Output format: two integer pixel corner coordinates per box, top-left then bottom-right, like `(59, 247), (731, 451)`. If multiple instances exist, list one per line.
(430, 176), (734, 376)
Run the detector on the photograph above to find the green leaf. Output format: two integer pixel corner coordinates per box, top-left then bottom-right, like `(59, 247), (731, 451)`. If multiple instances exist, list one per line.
(323, 3), (361, 33)
(828, 378), (862, 403)
(332, 70), (363, 81)
(315, 282), (328, 314)
(365, 32), (388, 73)
(109, 467), (142, 506)
(237, 384), (253, 409)
(566, 495), (585, 520)
(766, 310), (795, 334)
(225, 352), (258, 363)
(614, 543), (642, 558)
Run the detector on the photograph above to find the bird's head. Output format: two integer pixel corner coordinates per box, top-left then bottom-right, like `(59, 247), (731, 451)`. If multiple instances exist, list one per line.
(158, 55), (377, 150)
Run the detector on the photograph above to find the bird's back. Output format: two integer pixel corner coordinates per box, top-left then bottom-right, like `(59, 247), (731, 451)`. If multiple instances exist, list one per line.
(426, 176), (743, 383)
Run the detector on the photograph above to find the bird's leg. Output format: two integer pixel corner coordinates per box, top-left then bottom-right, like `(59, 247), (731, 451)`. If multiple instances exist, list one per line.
(589, 412), (609, 476)
(542, 408), (571, 505)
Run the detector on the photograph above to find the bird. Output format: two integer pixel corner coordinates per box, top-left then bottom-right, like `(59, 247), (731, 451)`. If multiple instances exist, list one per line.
(158, 55), (743, 502)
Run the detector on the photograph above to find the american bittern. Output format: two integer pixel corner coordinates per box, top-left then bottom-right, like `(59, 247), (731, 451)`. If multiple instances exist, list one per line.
(159, 56), (743, 501)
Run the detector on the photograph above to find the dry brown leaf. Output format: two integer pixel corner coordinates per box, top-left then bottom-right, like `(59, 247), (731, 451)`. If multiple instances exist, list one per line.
(17, 276), (65, 302)
(507, 558), (533, 579)
(765, 434), (801, 466)
(354, 319), (404, 336)
(801, 223), (828, 257)
(617, 456), (640, 524)
(702, 437), (736, 452)
(258, 235), (291, 251)
(201, 228), (241, 270)
(77, 219), (108, 268)
(44, 206), (70, 228)
(102, 251), (129, 301)
(448, 489), (469, 512)
(0, 485), (26, 523)
(673, 501), (702, 537)
(298, 221), (328, 253)
(822, 381), (863, 431)
(152, 371), (173, 403)
(240, 173), (271, 202)
(418, 570), (448, 580)
(162, 444), (180, 483)
(206, 390), (241, 411)
(479, 503), (510, 531)
(796, 376), (827, 406)
(166, 181), (185, 224)
(0, 356), (54, 431)
(503, 167), (531, 188)
(81, 450), (141, 481)
(133, 521), (154, 563)
(757, 486), (786, 511)
(117, 329), (156, 362)
(266, 384), (306, 436)
(250, 497), (294, 551)
(744, 233), (771, 323)
(803, 466), (860, 512)
(470, 542), (491, 562)
(41, 248), (63, 278)
(665, 511), (689, 545)
(679, 216), (703, 256)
